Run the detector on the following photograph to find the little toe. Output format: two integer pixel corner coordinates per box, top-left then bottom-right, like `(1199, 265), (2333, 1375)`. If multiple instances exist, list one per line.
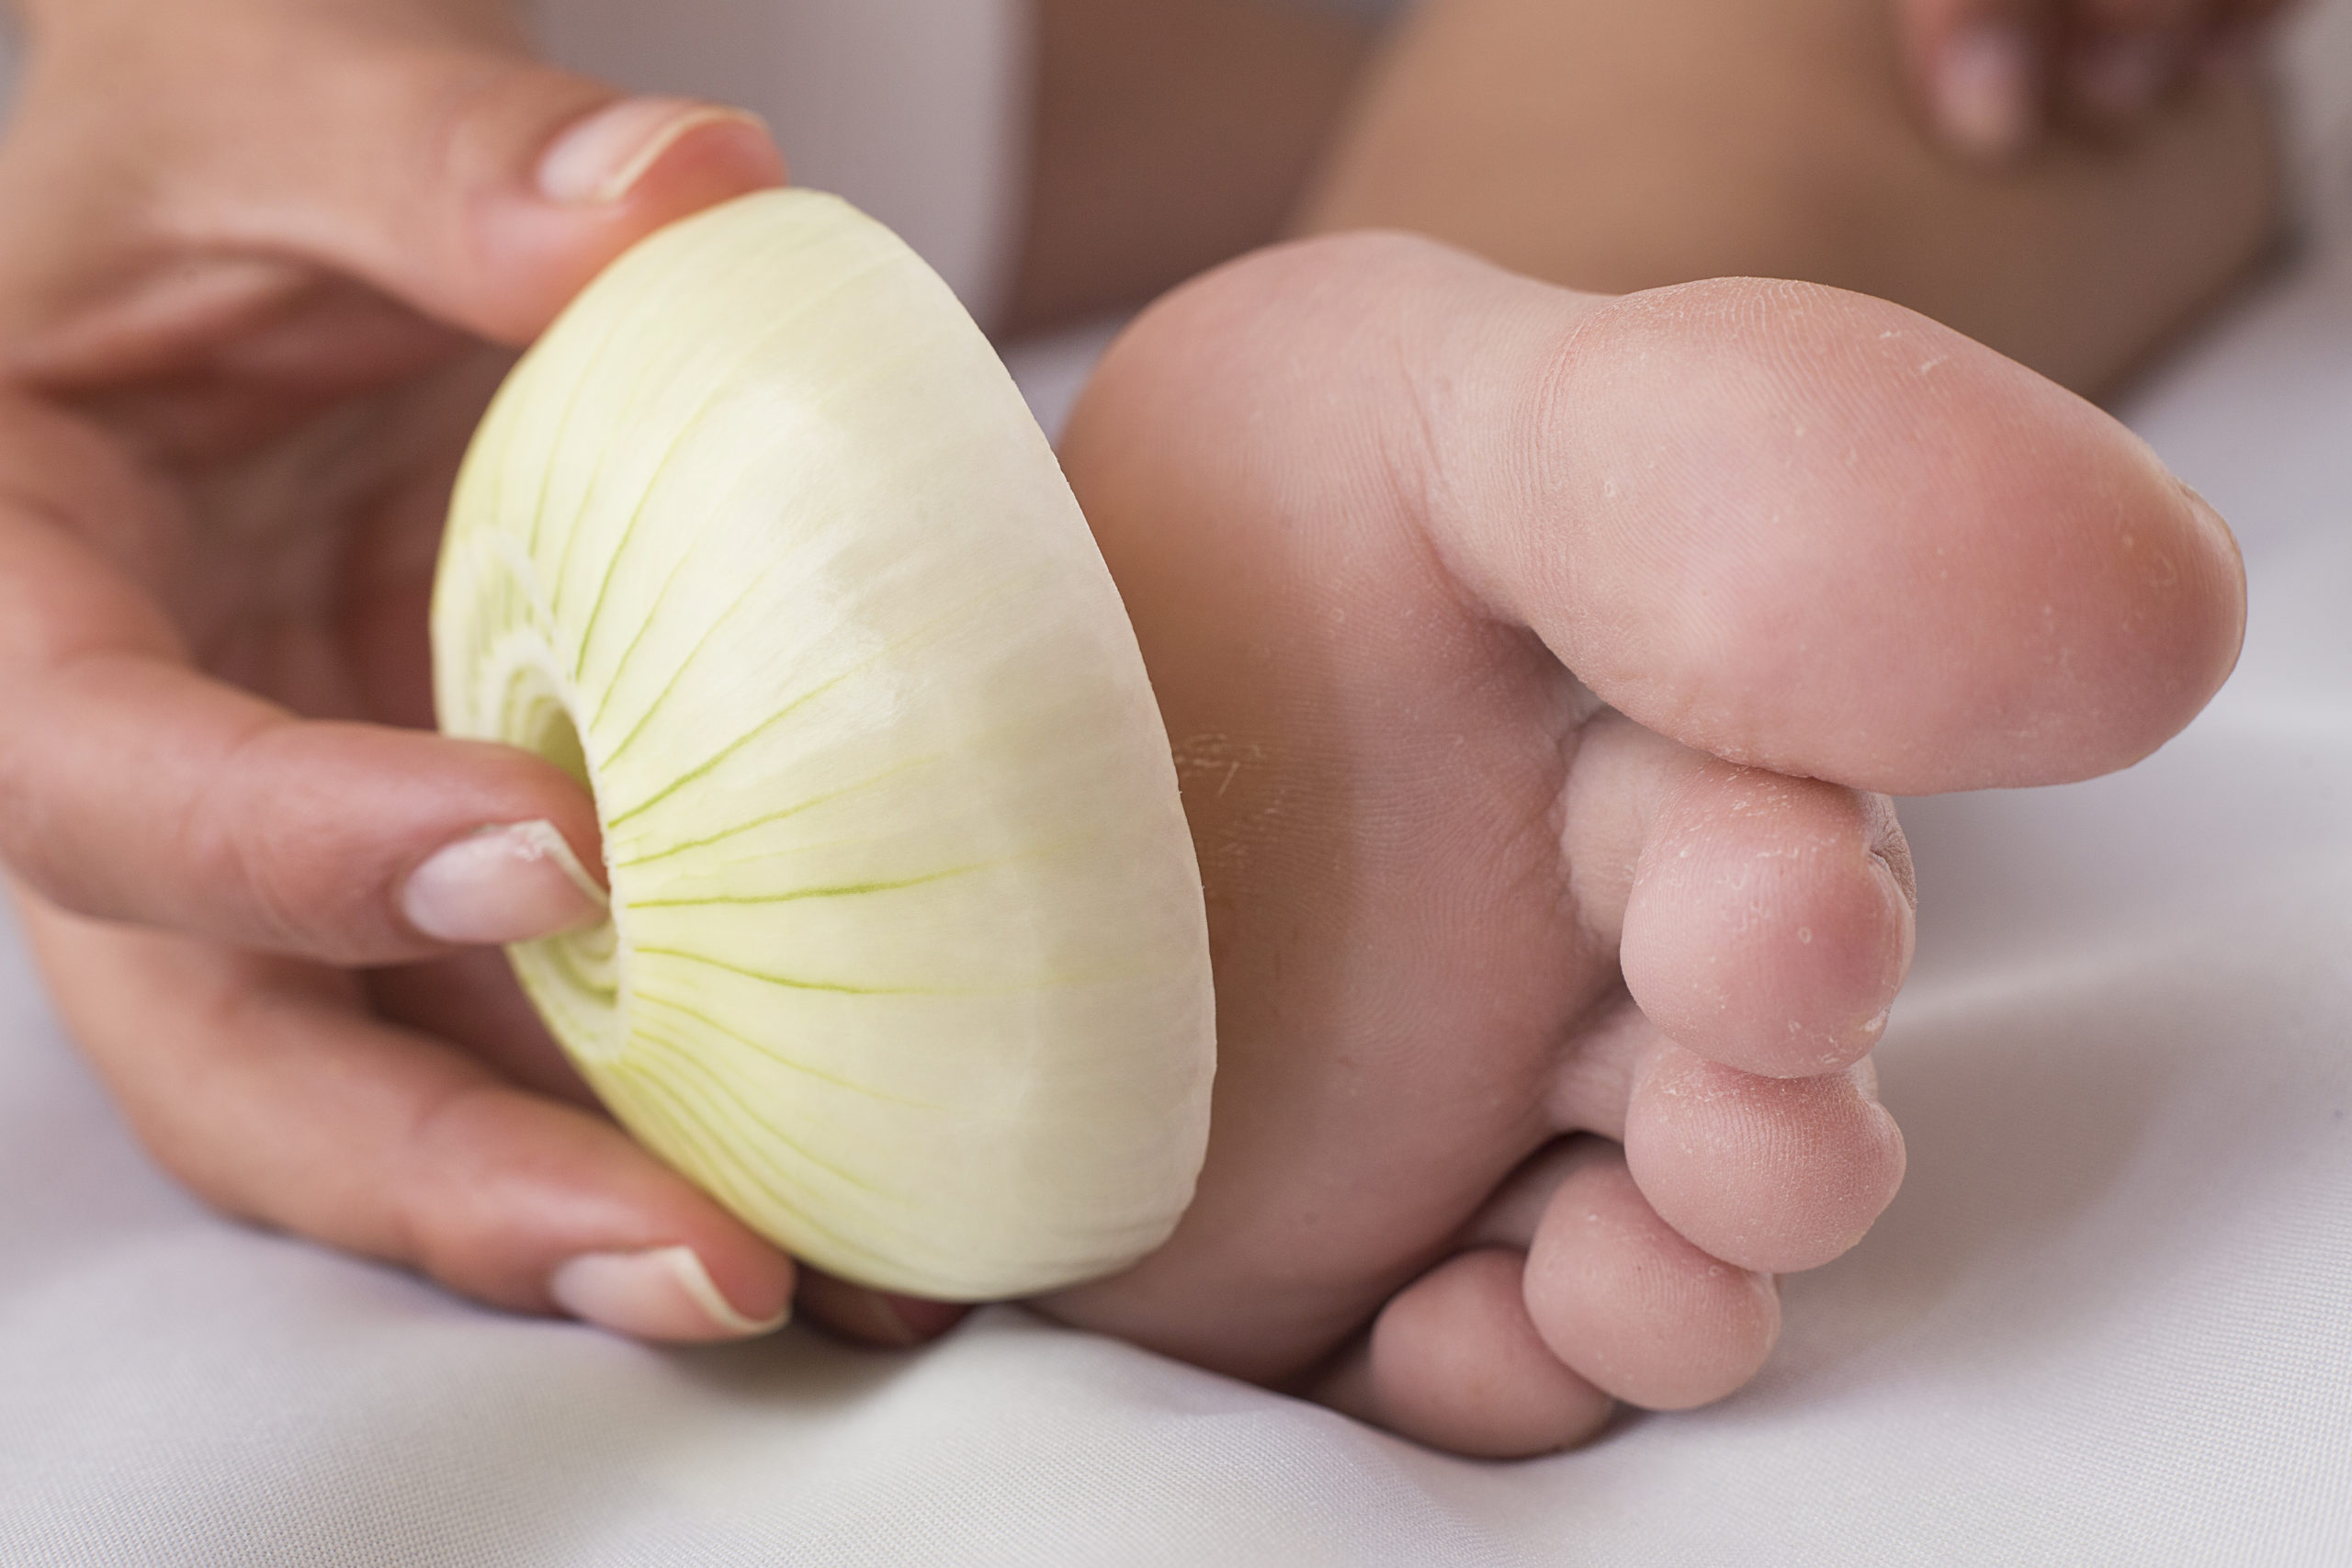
(1623, 1043), (1905, 1273)
(1620, 761), (1916, 1079)
(1522, 1141), (1780, 1411)
(1322, 1247), (1617, 1459)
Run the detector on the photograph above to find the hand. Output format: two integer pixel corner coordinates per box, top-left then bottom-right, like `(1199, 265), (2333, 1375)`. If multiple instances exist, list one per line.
(0, 0), (950, 1346)
(1898, 0), (2295, 159)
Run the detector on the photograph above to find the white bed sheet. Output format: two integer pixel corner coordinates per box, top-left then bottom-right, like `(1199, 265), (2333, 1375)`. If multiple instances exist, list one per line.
(4, 11), (2352, 1567)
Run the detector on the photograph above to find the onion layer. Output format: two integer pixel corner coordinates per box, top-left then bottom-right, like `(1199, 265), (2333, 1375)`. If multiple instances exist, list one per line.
(432, 190), (1214, 1300)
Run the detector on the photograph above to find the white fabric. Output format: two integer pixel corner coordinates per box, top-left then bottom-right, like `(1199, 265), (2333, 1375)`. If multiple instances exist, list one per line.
(5, 7), (2352, 1565)
(532, 0), (1029, 327)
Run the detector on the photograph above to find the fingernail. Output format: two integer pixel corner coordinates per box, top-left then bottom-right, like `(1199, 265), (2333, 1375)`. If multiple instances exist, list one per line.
(1934, 23), (2040, 161)
(549, 1245), (789, 1340)
(2071, 32), (2171, 122)
(402, 819), (606, 944)
(537, 97), (769, 206)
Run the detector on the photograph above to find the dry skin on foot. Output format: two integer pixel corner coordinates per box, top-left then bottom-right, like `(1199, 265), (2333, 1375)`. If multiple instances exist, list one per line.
(1035, 232), (2243, 1458)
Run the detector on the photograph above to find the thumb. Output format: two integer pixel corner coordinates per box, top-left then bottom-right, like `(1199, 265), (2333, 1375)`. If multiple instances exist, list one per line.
(3, 10), (786, 350)
(211, 40), (788, 344)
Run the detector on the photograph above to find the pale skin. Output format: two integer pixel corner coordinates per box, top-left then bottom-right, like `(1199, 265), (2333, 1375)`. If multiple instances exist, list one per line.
(1035, 239), (2242, 1453)
(0, 0), (2262, 1455)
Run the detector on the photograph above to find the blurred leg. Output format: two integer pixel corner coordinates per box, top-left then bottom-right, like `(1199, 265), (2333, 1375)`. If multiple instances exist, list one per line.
(1295, 0), (2280, 393)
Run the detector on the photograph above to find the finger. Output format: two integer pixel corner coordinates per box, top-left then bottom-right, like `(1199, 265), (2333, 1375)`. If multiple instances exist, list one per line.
(2060, 0), (2205, 127)
(0, 6), (786, 361)
(265, 72), (785, 344)
(1081, 234), (2242, 798)
(16, 883), (793, 1340)
(366, 946), (598, 1106)
(0, 661), (606, 964)
(367, 945), (970, 1347)
(0, 423), (604, 962)
(1898, 0), (2053, 161)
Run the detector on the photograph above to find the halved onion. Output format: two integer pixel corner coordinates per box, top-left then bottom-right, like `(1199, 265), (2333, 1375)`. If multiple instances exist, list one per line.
(431, 189), (1214, 1301)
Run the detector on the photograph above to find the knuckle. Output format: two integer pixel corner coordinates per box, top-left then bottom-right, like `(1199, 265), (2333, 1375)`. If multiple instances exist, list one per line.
(388, 1077), (545, 1306)
(175, 721), (325, 953)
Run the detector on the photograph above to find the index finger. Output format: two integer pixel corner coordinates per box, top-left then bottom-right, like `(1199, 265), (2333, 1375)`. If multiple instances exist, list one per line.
(0, 395), (604, 963)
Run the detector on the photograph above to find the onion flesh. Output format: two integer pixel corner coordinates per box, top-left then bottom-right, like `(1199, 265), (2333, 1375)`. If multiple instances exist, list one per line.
(431, 189), (1215, 1301)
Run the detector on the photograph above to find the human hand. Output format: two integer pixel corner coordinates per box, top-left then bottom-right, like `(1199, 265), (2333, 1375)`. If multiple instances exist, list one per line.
(0, 0), (952, 1346)
(1899, 0), (2294, 158)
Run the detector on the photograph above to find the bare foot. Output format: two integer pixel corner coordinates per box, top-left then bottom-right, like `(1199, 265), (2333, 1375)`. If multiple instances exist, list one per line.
(1035, 233), (2243, 1458)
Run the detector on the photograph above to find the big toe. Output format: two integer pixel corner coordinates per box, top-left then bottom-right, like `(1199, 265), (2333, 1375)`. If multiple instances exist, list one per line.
(1482, 269), (2246, 792)
(1084, 235), (2246, 796)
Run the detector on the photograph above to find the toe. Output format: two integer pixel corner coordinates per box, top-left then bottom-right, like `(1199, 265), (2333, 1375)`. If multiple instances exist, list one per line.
(1620, 761), (1916, 1078)
(1082, 234), (2245, 798)
(1623, 1043), (1905, 1273)
(1324, 1247), (1616, 1459)
(1521, 1141), (1780, 1411)
(1464, 274), (2248, 794)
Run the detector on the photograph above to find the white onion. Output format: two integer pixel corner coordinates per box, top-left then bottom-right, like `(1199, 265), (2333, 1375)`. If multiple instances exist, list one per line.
(431, 189), (1214, 1300)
